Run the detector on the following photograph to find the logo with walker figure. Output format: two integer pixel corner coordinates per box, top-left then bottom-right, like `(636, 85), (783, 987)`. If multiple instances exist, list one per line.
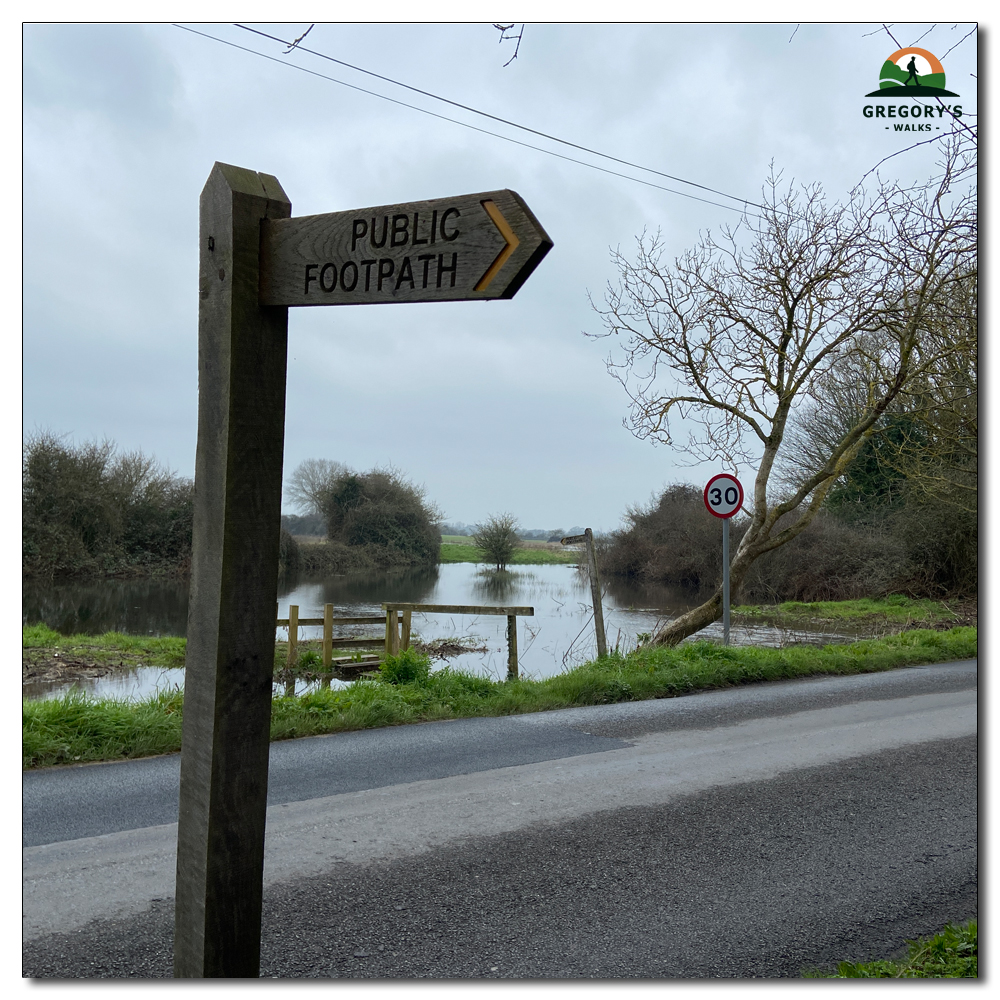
(865, 47), (959, 97)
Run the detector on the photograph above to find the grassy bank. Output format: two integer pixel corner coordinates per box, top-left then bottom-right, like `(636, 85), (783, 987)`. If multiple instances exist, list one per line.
(805, 920), (977, 978)
(23, 625), (975, 769)
(23, 624), (186, 669)
(734, 595), (971, 626)
(439, 541), (579, 565)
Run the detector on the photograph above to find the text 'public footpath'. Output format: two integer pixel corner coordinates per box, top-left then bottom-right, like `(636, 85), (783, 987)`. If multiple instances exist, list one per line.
(303, 207), (462, 296)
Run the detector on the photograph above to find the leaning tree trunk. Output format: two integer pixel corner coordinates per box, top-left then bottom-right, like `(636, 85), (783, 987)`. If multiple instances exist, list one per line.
(652, 556), (753, 646)
(653, 590), (724, 646)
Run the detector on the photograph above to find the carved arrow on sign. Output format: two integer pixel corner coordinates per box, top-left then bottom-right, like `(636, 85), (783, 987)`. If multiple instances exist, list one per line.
(474, 199), (520, 292)
(258, 189), (552, 307)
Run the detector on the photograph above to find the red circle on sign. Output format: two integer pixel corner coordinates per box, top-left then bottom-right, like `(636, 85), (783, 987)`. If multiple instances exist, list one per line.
(703, 474), (744, 519)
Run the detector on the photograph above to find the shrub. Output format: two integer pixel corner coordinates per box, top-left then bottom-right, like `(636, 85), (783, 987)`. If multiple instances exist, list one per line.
(316, 466), (441, 566)
(297, 650), (323, 670)
(278, 528), (300, 576)
(23, 432), (194, 578)
(472, 512), (520, 571)
(379, 648), (432, 685)
(602, 481), (976, 602)
(600, 485), (730, 590)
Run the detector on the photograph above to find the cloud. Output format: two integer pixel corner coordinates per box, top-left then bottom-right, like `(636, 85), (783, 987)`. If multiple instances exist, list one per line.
(24, 23), (181, 132)
(21, 22), (977, 528)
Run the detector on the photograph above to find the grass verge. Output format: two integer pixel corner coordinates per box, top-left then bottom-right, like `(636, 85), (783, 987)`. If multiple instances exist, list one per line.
(804, 920), (977, 977)
(23, 624), (187, 668)
(23, 625), (975, 769)
(438, 542), (579, 565)
(733, 595), (970, 626)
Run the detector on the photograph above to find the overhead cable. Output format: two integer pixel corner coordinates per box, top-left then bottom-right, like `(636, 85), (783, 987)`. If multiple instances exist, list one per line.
(171, 23), (766, 220)
(232, 22), (765, 214)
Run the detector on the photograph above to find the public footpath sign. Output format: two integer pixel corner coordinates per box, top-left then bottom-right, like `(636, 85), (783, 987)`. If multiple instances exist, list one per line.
(703, 473), (744, 519)
(703, 474), (744, 647)
(174, 164), (552, 979)
(260, 189), (551, 306)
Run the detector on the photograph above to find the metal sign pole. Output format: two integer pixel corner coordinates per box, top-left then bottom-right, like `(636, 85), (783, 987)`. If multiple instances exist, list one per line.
(704, 473), (742, 647)
(722, 516), (730, 645)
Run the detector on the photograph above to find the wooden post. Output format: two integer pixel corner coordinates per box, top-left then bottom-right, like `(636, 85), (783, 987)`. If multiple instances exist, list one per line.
(287, 605), (299, 668)
(507, 615), (518, 679)
(283, 604), (298, 697)
(401, 610), (412, 651)
(174, 163), (291, 979)
(585, 528), (608, 659)
(385, 609), (399, 657)
(323, 603), (333, 669)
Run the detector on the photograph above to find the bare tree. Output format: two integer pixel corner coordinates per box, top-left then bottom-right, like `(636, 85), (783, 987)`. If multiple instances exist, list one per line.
(593, 140), (975, 645)
(879, 268), (977, 510)
(492, 23), (525, 66)
(781, 267), (977, 516)
(285, 458), (351, 515)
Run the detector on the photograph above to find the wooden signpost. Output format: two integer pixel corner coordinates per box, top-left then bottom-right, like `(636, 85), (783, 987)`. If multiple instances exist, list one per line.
(174, 164), (551, 978)
(561, 528), (607, 659)
(259, 189), (551, 306)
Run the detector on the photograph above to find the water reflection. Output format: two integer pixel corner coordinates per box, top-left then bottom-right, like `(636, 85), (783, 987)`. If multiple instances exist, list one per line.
(471, 569), (522, 603)
(22, 577), (191, 637)
(297, 565), (441, 608)
(22, 666), (187, 704)
(21, 566), (443, 638)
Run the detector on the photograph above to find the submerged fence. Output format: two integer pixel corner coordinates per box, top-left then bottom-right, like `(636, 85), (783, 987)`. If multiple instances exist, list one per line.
(382, 603), (534, 678)
(276, 602), (535, 679)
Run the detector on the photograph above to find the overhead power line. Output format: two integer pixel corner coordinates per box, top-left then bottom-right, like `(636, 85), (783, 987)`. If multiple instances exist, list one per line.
(232, 22), (765, 214)
(171, 23), (768, 220)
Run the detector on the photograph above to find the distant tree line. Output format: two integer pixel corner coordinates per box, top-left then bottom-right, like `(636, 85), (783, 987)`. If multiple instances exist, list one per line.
(518, 526), (585, 542)
(23, 433), (194, 578)
(442, 523), (582, 543)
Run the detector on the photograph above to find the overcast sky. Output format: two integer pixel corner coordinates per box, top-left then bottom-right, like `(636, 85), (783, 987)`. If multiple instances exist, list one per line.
(21, 19), (979, 532)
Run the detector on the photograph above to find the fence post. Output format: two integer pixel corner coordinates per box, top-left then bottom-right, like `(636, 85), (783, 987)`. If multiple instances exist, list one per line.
(507, 615), (518, 679)
(385, 609), (399, 657)
(401, 610), (412, 651)
(287, 605), (299, 669)
(284, 604), (298, 697)
(323, 604), (333, 669)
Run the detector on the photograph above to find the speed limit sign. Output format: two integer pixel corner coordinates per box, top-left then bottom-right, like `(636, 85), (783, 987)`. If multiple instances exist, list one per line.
(704, 474), (744, 519)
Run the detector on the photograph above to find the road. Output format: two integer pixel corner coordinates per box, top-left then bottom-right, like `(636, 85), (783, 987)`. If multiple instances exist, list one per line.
(23, 660), (977, 978)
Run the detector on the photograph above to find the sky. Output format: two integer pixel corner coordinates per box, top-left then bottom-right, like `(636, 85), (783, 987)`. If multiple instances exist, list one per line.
(21, 17), (980, 533)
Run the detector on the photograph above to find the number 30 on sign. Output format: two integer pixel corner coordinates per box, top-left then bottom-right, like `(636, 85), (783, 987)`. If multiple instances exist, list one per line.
(703, 474), (744, 519)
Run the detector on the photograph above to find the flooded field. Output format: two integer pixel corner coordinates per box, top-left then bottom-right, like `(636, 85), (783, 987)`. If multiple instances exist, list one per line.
(22, 563), (864, 701)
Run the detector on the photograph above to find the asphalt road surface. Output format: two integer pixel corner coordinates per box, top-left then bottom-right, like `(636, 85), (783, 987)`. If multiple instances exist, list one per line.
(23, 660), (977, 978)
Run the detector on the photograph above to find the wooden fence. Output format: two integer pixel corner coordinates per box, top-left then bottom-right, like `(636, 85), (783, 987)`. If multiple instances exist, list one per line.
(276, 602), (536, 680)
(382, 603), (534, 679)
(275, 604), (385, 671)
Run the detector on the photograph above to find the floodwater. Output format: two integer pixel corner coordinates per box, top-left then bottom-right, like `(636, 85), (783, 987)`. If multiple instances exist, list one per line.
(22, 563), (862, 702)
